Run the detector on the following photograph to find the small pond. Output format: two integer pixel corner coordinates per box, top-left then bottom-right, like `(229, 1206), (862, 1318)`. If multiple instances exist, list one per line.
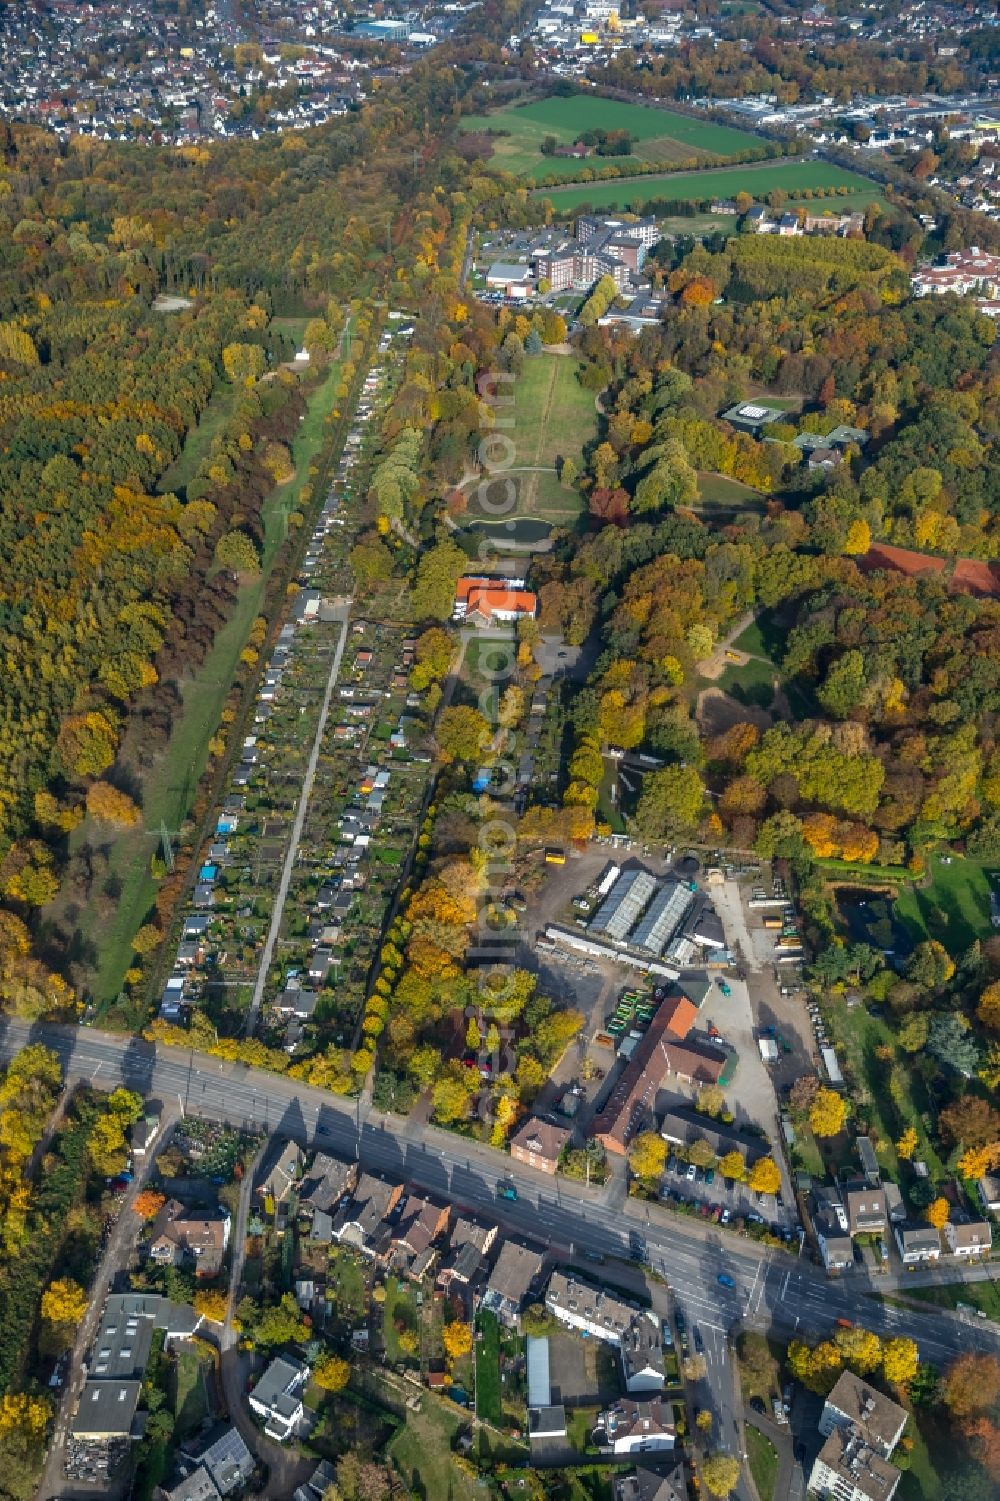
(835, 888), (915, 968)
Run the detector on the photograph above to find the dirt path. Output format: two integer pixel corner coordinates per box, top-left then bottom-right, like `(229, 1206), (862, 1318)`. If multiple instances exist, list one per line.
(696, 610), (757, 681)
(696, 686), (773, 736)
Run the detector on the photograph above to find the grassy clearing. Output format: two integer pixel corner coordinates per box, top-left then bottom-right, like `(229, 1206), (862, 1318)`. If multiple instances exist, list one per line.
(475, 1309), (502, 1424)
(733, 608), (788, 663)
(70, 358), (348, 1009)
(462, 95), (756, 180)
(898, 1413), (946, 1501)
(818, 859), (910, 884)
(894, 856), (994, 954)
(538, 160), (881, 212)
(157, 382), (238, 499)
(388, 1397), (480, 1501)
(696, 471), (763, 506)
(746, 1425), (779, 1501)
(715, 657), (778, 707)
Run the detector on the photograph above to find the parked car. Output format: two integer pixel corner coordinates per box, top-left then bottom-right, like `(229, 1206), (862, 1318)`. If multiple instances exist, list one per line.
(497, 1182), (518, 1201)
(718, 1273), (736, 1289)
(685, 1163), (697, 1181)
(693, 1328), (705, 1355)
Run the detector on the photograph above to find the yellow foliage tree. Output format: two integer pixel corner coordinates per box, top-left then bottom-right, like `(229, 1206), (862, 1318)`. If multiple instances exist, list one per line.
(895, 1127), (918, 1161)
(809, 1088), (847, 1138)
(701, 1452), (742, 1498)
(843, 518), (871, 555)
(314, 1354), (351, 1391)
(718, 1150), (746, 1182)
(41, 1278), (87, 1328)
(977, 981), (1000, 1032)
(747, 1156), (781, 1195)
(628, 1131), (667, 1182)
(925, 1197), (949, 1230)
(86, 782), (141, 827)
(193, 1289), (229, 1323)
(442, 1321), (473, 1361)
(882, 1337), (920, 1387)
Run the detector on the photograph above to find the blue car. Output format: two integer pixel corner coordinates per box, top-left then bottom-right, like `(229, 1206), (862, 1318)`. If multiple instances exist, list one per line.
(718, 1273), (736, 1289)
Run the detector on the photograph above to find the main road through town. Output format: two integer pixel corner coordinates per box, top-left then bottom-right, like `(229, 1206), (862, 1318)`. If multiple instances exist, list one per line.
(6, 1019), (996, 1377)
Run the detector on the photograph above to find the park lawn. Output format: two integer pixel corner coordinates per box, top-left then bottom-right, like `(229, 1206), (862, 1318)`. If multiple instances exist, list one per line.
(898, 1413), (946, 1501)
(695, 471), (763, 506)
(905, 1281), (1000, 1321)
(475, 1309), (502, 1424)
(715, 657), (778, 708)
(157, 381), (238, 499)
(61, 356), (349, 1010)
(894, 856), (994, 954)
(538, 160), (881, 212)
(462, 95), (757, 180)
(733, 608), (788, 664)
(514, 353), (596, 475)
(746, 1425), (779, 1501)
(388, 1397), (481, 1501)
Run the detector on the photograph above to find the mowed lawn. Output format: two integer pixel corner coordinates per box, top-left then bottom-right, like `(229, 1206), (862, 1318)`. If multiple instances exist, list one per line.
(462, 95), (757, 180)
(538, 160), (882, 212)
(894, 855), (994, 954)
(467, 353), (595, 524)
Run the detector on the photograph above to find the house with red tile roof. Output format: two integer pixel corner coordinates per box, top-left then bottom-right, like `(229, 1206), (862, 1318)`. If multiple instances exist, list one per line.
(591, 995), (698, 1157)
(453, 576), (538, 627)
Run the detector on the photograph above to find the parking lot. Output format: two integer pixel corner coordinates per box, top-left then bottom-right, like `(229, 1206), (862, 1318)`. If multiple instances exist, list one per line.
(658, 1152), (798, 1238)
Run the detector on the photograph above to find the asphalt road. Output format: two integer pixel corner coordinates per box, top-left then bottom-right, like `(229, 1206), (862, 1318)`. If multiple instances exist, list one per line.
(8, 1020), (996, 1366)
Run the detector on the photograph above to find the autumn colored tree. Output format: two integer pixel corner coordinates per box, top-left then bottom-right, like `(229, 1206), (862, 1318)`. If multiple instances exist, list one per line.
(747, 1157), (781, 1195)
(131, 923), (162, 956)
(682, 1354), (708, 1382)
(925, 1198), (949, 1231)
(442, 1321), (473, 1361)
(895, 1127), (918, 1161)
(977, 981), (1000, 1031)
(215, 529), (261, 574)
(833, 1326), (882, 1374)
(809, 1088), (847, 1138)
(41, 1278), (87, 1329)
(695, 1408), (714, 1432)
(86, 782), (141, 827)
(436, 706), (490, 763)
(959, 1144), (1000, 1180)
(942, 1353), (1000, 1419)
(134, 1189), (166, 1220)
(193, 1289), (229, 1323)
(881, 1337), (920, 1388)
(701, 1452), (741, 1498)
(628, 1131), (667, 1182)
(314, 1354), (351, 1391)
(719, 1150), (746, 1182)
(940, 1097), (1000, 1151)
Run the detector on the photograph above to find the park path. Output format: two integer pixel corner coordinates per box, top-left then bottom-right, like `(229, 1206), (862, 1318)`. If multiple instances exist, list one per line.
(245, 602), (352, 1035)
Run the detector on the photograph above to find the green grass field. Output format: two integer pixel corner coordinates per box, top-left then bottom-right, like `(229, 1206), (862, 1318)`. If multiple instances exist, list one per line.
(465, 353), (594, 526)
(389, 1398), (481, 1501)
(746, 1425), (779, 1501)
(904, 1282), (1000, 1320)
(462, 95), (757, 181)
(894, 856), (994, 954)
(696, 471), (763, 506)
(538, 160), (882, 212)
(158, 383), (238, 499)
(733, 610), (788, 664)
(715, 657), (777, 707)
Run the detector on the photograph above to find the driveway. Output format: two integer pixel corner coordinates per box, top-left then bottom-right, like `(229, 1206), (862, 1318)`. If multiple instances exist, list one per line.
(218, 1347), (313, 1499)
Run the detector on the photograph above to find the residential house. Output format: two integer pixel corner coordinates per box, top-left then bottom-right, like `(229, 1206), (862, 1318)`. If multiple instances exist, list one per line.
(165, 1467), (220, 1501)
(179, 1425), (254, 1496)
(248, 1355), (309, 1442)
(842, 1181), (888, 1237)
(815, 1212), (854, 1272)
(130, 1107), (161, 1159)
(599, 1398), (676, 1456)
(148, 1200), (231, 1277)
(330, 1172), (403, 1259)
(437, 1215), (498, 1293)
(390, 1191), (450, 1278)
(453, 576), (537, 627)
(480, 1239), (546, 1325)
(820, 1371), (907, 1457)
(545, 1273), (664, 1393)
(509, 1116), (572, 1176)
(298, 1154), (358, 1219)
(257, 1140), (303, 1209)
(893, 1222), (941, 1265)
(943, 1217), (992, 1258)
(613, 1462), (687, 1501)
